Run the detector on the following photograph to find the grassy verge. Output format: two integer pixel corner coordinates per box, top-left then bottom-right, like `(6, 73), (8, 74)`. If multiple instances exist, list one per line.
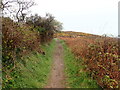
(61, 40), (101, 88)
(3, 39), (56, 88)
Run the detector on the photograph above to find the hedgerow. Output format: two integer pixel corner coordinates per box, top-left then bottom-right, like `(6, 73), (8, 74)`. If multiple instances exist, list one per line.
(59, 32), (119, 88)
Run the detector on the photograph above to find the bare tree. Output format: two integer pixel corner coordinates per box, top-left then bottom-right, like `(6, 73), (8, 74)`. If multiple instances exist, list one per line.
(1, 0), (35, 22)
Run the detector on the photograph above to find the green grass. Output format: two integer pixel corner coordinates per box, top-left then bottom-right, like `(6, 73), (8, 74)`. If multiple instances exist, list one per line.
(3, 39), (56, 88)
(61, 40), (101, 88)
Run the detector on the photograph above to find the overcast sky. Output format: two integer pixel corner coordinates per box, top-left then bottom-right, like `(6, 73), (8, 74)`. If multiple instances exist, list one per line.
(30, 0), (119, 36)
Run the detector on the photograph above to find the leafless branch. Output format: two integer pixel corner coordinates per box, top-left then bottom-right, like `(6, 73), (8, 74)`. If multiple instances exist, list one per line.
(2, 0), (35, 22)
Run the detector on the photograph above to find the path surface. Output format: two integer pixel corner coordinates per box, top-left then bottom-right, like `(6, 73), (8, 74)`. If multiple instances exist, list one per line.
(45, 39), (65, 88)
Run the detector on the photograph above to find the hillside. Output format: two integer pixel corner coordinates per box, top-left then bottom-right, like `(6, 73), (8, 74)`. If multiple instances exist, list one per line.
(55, 31), (104, 38)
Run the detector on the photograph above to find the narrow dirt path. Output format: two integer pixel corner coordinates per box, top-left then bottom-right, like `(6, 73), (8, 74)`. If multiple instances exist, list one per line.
(45, 39), (65, 88)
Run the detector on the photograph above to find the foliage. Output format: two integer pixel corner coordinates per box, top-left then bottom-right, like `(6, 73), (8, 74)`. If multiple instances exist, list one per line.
(26, 13), (62, 32)
(2, 39), (56, 88)
(61, 40), (100, 88)
(2, 12), (62, 87)
(58, 31), (119, 88)
(2, 0), (63, 88)
(55, 31), (98, 38)
(26, 13), (62, 43)
(2, 17), (41, 67)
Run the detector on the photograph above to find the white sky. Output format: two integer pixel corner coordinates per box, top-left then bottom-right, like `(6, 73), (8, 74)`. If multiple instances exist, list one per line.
(30, 0), (119, 36)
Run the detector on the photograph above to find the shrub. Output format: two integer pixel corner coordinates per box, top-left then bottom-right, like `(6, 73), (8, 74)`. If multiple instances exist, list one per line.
(2, 17), (42, 69)
(59, 32), (119, 88)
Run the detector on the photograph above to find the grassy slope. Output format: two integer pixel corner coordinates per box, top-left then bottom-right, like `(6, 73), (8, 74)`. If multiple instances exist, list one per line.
(61, 40), (101, 88)
(3, 39), (56, 88)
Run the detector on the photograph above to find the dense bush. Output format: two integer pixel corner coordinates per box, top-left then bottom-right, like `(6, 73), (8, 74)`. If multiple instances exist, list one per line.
(2, 17), (41, 69)
(86, 37), (119, 88)
(59, 33), (119, 88)
(2, 0), (63, 87)
(2, 15), (62, 87)
(26, 14), (62, 43)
